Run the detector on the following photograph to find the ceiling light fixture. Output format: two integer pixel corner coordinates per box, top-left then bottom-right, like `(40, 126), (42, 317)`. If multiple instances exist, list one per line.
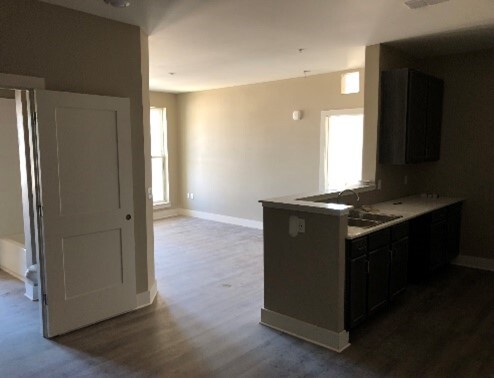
(104, 0), (131, 8)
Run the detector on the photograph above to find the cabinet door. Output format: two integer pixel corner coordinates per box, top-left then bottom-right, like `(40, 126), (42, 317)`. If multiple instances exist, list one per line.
(406, 70), (429, 163)
(447, 207), (462, 260)
(429, 219), (448, 272)
(347, 255), (368, 329)
(389, 237), (409, 300)
(368, 247), (389, 315)
(425, 77), (444, 161)
(379, 69), (409, 164)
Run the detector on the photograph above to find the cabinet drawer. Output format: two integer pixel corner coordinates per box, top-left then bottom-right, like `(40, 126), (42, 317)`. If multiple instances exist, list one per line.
(349, 237), (367, 258)
(392, 221), (409, 241)
(368, 228), (391, 251)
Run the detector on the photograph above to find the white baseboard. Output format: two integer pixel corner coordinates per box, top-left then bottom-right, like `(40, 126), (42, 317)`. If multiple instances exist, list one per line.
(136, 279), (158, 309)
(0, 266), (24, 282)
(24, 281), (39, 301)
(452, 255), (494, 272)
(153, 207), (180, 221)
(179, 209), (263, 230)
(260, 308), (350, 353)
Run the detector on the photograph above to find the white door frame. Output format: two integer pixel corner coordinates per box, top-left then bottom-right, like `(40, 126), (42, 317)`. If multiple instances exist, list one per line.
(0, 73), (45, 329)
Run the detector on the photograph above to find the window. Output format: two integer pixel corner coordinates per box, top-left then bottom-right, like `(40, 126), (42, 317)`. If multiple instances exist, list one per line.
(150, 107), (169, 205)
(341, 71), (360, 94)
(320, 109), (364, 191)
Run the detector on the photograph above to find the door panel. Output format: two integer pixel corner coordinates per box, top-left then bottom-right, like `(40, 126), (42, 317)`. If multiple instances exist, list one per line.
(389, 238), (409, 300)
(55, 107), (121, 215)
(34, 90), (136, 337)
(368, 247), (389, 315)
(62, 229), (123, 299)
(406, 71), (428, 163)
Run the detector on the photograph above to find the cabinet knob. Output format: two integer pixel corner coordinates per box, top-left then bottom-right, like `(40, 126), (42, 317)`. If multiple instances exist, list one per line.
(126, 214), (132, 220)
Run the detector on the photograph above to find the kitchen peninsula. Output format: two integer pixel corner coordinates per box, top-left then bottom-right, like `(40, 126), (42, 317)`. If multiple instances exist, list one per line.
(259, 192), (463, 352)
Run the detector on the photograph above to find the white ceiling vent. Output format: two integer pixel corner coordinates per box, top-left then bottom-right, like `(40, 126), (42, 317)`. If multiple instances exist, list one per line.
(405, 0), (449, 9)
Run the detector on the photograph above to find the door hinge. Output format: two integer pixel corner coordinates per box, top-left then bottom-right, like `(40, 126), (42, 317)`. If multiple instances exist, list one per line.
(37, 205), (43, 218)
(43, 293), (48, 305)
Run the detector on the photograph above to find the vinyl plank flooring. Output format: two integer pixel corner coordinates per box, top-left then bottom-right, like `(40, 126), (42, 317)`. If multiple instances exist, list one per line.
(0, 216), (493, 377)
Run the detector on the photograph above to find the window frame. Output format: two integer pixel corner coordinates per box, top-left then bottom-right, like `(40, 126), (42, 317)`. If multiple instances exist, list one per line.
(150, 106), (170, 207)
(319, 108), (364, 192)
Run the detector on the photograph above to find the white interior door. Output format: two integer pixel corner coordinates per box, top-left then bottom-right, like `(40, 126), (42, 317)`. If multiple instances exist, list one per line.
(33, 90), (136, 337)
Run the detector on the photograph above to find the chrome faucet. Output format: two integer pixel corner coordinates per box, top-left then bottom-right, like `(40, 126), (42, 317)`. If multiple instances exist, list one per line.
(337, 189), (360, 204)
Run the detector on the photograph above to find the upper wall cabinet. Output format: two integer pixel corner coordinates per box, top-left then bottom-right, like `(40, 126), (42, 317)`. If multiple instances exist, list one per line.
(379, 69), (444, 165)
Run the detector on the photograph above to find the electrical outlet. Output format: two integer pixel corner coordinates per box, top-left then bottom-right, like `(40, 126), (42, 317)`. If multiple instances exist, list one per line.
(190, 193), (194, 200)
(298, 218), (305, 233)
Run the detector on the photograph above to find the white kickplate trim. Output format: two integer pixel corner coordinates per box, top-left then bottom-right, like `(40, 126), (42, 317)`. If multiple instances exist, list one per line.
(136, 279), (158, 309)
(180, 209), (263, 230)
(260, 308), (350, 353)
(452, 255), (494, 272)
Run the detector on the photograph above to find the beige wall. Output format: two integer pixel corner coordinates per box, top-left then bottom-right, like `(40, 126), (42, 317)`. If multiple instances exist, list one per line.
(0, 0), (152, 294)
(150, 92), (181, 210)
(0, 98), (24, 237)
(177, 70), (364, 221)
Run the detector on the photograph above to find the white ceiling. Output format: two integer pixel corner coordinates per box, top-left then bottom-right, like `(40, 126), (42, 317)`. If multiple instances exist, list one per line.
(40, 0), (494, 93)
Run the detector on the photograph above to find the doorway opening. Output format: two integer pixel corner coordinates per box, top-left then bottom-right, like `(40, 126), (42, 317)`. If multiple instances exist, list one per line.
(0, 89), (40, 335)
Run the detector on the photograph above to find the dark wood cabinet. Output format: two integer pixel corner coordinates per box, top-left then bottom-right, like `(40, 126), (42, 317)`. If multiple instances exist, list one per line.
(347, 254), (367, 328)
(447, 204), (462, 260)
(408, 203), (462, 282)
(389, 237), (409, 300)
(346, 223), (409, 330)
(379, 68), (444, 165)
(367, 246), (390, 315)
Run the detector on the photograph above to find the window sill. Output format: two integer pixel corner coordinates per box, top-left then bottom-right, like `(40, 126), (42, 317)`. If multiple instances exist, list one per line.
(153, 202), (171, 210)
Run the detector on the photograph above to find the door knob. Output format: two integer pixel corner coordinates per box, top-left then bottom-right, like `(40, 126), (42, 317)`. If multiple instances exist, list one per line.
(126, 214), (132, 220)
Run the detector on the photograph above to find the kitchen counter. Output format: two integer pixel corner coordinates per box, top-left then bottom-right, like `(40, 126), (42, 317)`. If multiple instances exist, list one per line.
(259, 191), (464, 352)
(347, 195), (464, 239)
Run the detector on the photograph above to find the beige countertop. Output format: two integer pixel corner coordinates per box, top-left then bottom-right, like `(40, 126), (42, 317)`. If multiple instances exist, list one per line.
(346, 195), (464, 240)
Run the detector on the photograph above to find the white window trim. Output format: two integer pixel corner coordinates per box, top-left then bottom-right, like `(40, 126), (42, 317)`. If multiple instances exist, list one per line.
(319, 108), (365, 193)
(150, 107), (170, 207)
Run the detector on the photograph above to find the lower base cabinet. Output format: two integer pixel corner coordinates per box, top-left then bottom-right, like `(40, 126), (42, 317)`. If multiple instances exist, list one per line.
(345, 222), (409, 330)
(408, 203), (462, 282)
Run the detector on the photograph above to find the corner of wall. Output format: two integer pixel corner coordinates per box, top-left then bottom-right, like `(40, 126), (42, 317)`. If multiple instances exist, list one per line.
(140, 29), (156, 292)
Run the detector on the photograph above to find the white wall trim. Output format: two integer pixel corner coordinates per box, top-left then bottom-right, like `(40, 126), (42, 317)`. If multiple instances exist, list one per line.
(136, 279), (158, 309)
(452, 255), (494, 272)
(179, 208), (263, 230)
(153, 207), (180, 221)
(0, 73), (45, 89)
(260, 308), (350, 353)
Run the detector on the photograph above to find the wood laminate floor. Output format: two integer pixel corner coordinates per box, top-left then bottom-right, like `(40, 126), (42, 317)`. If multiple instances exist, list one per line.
(0, 216), (493, 377)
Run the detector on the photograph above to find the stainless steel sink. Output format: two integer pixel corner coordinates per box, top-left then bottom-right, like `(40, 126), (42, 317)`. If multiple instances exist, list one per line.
(347, 218), (381, 228)
(348, 209), (402, 228)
